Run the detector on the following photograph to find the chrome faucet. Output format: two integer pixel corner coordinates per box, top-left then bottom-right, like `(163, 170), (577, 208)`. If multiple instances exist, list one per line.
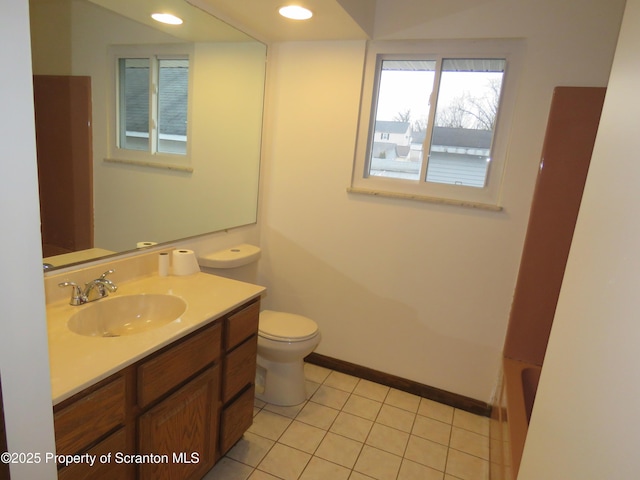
(59, 269), (118, 306)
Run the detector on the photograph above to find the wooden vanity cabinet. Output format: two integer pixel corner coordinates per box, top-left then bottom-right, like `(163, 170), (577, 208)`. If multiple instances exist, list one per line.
(53, 298), (260, 479)
(53, 371), (136, 480)
(219, 301), (259, 456)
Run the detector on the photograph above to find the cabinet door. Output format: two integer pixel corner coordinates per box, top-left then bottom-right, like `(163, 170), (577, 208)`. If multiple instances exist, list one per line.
(138, 366), (219, 480)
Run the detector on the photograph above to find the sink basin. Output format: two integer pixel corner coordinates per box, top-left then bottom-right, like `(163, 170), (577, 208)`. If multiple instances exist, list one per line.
(68, 294), (187, 338)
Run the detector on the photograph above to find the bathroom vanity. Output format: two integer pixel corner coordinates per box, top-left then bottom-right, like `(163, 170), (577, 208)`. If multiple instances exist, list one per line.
(44, 251), (264, 479)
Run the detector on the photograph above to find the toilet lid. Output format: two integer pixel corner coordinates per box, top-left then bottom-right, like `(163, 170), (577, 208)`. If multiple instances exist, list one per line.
(259, 310), (319, 342)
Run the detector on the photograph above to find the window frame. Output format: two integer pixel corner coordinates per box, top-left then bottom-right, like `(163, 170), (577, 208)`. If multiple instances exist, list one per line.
(350, 39), (523, 210)
(107, 44), (194, 169)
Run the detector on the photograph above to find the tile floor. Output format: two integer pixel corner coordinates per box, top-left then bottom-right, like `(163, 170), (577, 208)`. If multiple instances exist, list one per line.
(205, 363), (489, 480)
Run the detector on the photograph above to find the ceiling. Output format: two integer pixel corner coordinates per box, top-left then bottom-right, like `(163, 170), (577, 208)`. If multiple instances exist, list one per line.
(86, 0), (374, 43)
(186, 0), (374, 42)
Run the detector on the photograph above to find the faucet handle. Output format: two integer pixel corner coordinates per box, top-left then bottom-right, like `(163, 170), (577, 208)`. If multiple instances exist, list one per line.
(58, 281), (86, 306)
(99, 269), (115, 280)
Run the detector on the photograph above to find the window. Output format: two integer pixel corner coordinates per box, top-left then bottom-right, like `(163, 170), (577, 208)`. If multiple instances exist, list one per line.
(351, 40), (522, 209)
(109, 46), (192, 167)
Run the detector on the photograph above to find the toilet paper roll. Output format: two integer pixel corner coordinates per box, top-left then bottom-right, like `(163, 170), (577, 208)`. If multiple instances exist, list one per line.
(137, 241), (157, 248)
(172, 249), (200, 276)
(158, 252), (170, 277)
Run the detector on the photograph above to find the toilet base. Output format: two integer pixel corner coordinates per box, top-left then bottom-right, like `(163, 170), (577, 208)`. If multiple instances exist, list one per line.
(255, 356), (307, 406)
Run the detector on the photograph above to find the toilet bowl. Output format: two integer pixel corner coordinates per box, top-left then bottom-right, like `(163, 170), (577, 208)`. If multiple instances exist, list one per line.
(256, 310), (320, 406)
(197, 245), (321, 406)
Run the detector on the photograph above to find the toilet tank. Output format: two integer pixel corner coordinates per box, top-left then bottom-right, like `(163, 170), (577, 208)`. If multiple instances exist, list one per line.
(198, 244), (261, 283)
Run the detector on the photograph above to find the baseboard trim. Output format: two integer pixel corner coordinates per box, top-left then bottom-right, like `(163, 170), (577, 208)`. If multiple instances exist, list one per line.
(305, 353), (491, 417)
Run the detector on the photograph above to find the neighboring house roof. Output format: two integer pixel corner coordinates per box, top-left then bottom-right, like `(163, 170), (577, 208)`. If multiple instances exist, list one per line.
(412, 126), (492, 149)
(432, 126), (492, 149)
(375, 120), (411, 134)
(379, 121), (492, 149)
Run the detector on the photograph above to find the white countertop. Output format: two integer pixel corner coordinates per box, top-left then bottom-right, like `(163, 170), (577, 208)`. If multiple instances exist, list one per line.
(46, 271), (265, 405)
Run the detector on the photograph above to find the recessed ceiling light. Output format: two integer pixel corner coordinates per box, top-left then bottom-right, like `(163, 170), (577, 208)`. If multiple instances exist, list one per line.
(151, 13), (183, 25)
(279, 5), (313, 20)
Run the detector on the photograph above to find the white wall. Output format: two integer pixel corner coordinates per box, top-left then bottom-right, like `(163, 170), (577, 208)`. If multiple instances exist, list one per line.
(258, 0), (625, 402)
(519, 0), (640, 477)
(0, 0), (57, 478)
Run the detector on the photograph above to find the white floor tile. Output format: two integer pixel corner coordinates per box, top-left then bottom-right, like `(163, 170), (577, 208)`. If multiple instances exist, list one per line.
(376, 404), (416, 433)
(353, 445), (402, 480)
(300, 457), (351, 480)
(412, 414), (452, 446)
(353, 379), (390, 402)
(404, 434), (448, 472)
(418, 398), (454, 424)
(279, 420), (327, 454)
(398, 458), (444, 480)
(385, 389), (421, 413)
(365, 423), (409, 456)
(212, 363), (489, 480)
(304, 363), (332, 384)
(310, 384), (351, 410)
(248, 410), (293, 440)
(296, 401), (340, 430)
(203, 457), (253, 480)
(445, 448), (489, 480)
(248, 471), (281, 480)
(257, 443), (311, 480)
(330, 411), (374, 442)
(324, 371), (360, 392)
(315, 432), (363, 468)
(450, 426), (490, 460)
(342, 394), (382, 421)
(453, 409), (490, 436)
(226, 432), (275, 467)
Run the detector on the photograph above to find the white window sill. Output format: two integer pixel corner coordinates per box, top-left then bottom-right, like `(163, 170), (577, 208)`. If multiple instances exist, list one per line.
(346, 186), (504, 212)
(104, 157), (194, 173)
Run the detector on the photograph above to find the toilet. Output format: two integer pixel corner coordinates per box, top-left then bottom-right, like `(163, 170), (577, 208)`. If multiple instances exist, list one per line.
(255, 310), (320, 405)
(198, 244), (320, 406)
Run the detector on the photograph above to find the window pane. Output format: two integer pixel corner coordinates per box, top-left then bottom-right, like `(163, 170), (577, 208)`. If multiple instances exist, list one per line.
(427, 58), (506, 187)
(119, 58), (149, 151)
(368, 59), (436, 180)
(157, 59), (189, 154)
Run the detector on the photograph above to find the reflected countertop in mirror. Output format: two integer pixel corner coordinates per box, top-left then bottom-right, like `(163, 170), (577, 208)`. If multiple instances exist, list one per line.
(30, 0), (266, 271)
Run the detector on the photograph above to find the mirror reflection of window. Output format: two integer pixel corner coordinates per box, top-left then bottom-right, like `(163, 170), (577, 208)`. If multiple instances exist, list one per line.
(157, 58), (189, 155)
(118, 56), (189, 155)
(119, 58), (150, 151)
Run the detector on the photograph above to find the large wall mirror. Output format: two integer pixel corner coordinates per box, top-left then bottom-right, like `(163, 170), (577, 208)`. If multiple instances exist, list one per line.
(30, 0), (266, 270)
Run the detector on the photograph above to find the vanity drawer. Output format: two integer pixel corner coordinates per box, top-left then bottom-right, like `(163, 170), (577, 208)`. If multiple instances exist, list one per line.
(138, 321), (222, 408)
(223, 335), (257, 403)
(219, 385), (255, 455)
(54, 375), (127, 455)
(58, 426), (135, 480)
(225, 300), (260, 351)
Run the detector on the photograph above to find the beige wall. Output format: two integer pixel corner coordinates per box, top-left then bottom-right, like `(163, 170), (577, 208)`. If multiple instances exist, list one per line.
(519, 0), (640, 476)
(257, 0), (625, 402)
